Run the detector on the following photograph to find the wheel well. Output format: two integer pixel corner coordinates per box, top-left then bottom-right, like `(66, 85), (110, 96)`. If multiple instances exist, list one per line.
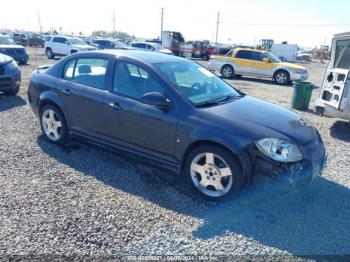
(181, 140), (243, 173)
(39, 99), (63, 116)
(45, 47), (52, 52)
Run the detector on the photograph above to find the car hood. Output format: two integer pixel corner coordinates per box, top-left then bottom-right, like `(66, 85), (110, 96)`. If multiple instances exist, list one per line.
(0, 53), (13, 64)
(276, 62), (306, 70)
(158, 48), (173, 54)
(0, 44), (26, 49)
(71, 44), (97, 50)
(200, 96), (316, 145)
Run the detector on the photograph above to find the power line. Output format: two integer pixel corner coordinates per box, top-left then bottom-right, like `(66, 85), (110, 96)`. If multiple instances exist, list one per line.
(219, 22), (350, 27)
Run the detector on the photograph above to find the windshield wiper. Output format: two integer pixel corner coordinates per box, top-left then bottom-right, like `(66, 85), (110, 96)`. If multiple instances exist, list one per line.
(195, 95), (240, 108)
(195, 100), (219, 108)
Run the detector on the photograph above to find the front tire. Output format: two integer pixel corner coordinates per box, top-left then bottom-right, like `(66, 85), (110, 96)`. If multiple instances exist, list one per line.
(184, 145), (245, 200)
(40, 105), (69, 144)
(274, 70), (290, 85)
(221, 65), (235, 79)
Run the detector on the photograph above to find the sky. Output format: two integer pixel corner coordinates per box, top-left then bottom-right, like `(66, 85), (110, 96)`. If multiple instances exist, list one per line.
(1, 0), (350, 48)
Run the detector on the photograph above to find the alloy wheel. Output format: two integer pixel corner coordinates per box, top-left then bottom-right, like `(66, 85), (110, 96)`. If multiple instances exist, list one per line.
(190, 152), (233, 198)
(41, 109), (62, 141)
(276, 72), (288, 84)
(222, 66), (233, 78)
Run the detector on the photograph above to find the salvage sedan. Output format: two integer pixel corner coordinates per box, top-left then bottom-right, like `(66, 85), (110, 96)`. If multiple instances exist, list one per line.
(28, 50), (326, 200)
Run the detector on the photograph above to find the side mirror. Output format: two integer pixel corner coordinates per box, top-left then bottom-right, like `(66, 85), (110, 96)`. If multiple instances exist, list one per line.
(65, 41), (70, 45)
(140, 92), (171, 111)
(263, 58), (270, 63)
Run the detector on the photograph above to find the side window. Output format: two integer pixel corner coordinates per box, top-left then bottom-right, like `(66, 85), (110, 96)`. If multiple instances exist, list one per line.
(53, 37), (60, 43)
(63, 59), (76, 80)
(63, 58), (108, 89)
(251, 51), (265, 61)
(235, 50), (252, 60)
(113, 62), (164, 100)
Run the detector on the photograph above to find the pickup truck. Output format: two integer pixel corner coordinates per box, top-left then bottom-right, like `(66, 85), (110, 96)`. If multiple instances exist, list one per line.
(208, 47), (309, 85)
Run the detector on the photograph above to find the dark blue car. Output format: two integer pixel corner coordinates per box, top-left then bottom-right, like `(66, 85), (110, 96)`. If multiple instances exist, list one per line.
(0, 53), (21, 95)
(28, 50), (326, 200)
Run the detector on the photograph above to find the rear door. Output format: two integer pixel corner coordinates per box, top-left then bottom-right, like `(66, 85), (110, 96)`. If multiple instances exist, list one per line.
(322, 38), (350, 110)
(57, 56), (112, 135)
(233, 50), (254, 74)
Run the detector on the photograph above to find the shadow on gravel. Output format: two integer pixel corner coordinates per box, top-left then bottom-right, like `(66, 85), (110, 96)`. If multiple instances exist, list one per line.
(37, 136), (350, 255)
(330, 120), (350, 142)
(193, 177), (350, 255)
(0, 95), (26, 112)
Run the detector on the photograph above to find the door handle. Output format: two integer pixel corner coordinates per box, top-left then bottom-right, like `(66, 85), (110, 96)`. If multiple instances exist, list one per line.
(62, 89), (72, 96)
(109, 102), (122, 111)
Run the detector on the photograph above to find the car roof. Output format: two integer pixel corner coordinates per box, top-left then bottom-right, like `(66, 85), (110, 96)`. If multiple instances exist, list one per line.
(87, 50), (187, 64)
(235, 47), (259, 52)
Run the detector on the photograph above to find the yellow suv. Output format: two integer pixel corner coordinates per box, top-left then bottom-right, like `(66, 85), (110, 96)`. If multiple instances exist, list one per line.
(208, 48), (309, 85)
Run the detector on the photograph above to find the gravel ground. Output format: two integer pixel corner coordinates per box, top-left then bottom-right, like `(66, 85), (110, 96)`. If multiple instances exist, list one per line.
(0, 48), (350, 259)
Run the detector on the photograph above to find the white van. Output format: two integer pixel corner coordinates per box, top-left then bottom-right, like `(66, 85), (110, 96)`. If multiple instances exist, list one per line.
(315, 32), (350, 120)
(271, 43), (299, 62)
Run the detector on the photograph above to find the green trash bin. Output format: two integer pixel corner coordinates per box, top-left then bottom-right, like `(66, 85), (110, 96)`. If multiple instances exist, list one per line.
(291, 81), (314, 110)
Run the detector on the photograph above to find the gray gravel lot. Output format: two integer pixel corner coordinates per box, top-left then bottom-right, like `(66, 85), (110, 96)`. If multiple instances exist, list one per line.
(0, 48), (350, 259)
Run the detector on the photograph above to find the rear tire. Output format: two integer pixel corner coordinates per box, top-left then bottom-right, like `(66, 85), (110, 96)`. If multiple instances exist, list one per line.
(40, 104), (69, 145)
(221, 65), (235, 79)
(46, 48), (55, 59)
(183, 145), (245, 200)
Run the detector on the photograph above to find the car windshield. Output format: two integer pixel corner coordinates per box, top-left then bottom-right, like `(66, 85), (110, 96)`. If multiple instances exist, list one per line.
(68, 38), (86, 45)
(0, 36), (16, 45)
(155, 61), (242, 106)
(264, 52), (281, 63)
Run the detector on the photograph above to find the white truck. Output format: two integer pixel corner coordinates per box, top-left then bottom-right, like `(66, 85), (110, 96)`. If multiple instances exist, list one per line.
(271, 43), (299, 62)
(315, 32), (350, 121)
(44, 36), (97, 59)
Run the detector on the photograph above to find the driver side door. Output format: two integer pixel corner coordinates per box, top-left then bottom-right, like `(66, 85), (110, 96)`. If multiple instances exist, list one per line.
(103, 61), (178, 158)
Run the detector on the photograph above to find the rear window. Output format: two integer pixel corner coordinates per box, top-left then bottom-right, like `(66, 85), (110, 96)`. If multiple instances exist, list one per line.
(334, 39), (350, 70)
(63, 58), (109, 89)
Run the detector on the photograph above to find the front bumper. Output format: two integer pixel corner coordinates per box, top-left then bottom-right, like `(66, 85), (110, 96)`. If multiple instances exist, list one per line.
(290, 71), (309, 81)
(248, 132), (326, 190)
(0, 70), (21, 92)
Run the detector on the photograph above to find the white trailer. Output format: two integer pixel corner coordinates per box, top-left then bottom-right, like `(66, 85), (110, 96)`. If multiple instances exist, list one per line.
(271, 43), (299, 62)
(315, 32), (350, 121)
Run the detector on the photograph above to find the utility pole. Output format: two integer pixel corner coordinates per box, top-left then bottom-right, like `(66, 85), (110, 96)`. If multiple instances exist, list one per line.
(113, 11), (116, 38)
(38, 11), (42, 33)
(215, 12), (220, 45)
(160, 8), (164, 43)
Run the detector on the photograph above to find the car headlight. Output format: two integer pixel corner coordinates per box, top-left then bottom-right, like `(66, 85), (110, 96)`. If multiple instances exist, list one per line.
(294, 68), (307, 74)
(255, 138), (303, 163)
(7, 60), (18, 70)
